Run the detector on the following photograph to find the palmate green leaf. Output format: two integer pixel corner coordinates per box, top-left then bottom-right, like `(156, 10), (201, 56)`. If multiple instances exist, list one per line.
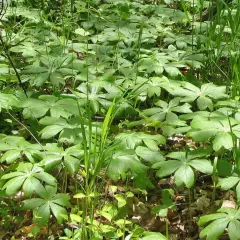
(228, 219), (240, 240)
(140, 233), (167, 240)
(189, 160), (213, 174)
(24, 54), (76, 86)
(40, 125), (64, 139)
(39, 116), (100, 144)
(22, 199), (46, 211)
(22, 177), (44, 197)
(32, 72), (50, 86)
(166, 152), (186, 161)
(23, 185), (70, 225)
(198, 213), (228, 226)
(197, 96), (213, 111)
(164, 66), (181, 77)
(39, 144), (84, 174)
(39, 117), (80, 142)
(176, 40), (187, 49)
(5, 6), (42, 22)
(115, 100), (138, 118)
(39, 117), (67, 126)
(236, 183), (240, 200)
(64, 155), (81, 175)
(20, 95), (78, 119)
(151, 205), (168, 217)
(40, 156), (62, 171)
(10, 42), (45, 57)
(1, 150), (21, 163)
(34, 171), (57, 186)
(0, 171), (24, 179)
(217, 160), (234, 177)
(155, 4), (188, 23)
(218, 177), (240, 190)
(218, 176), (240, 199)
(50, 72), (63, 86)
(106, 150), (147, 182)
(188, 147), (213, 159)
(52, 193), (71, 206)
(1, 162), (57, 197)
(164, 82), (228, 110)
(20, 98), (48, 118)
(0, 93), (18, 112)
(142, 97), (191, 126)
(174, 165), (194, 188)
(153, 160), (181, 178)
(135, 146), (165, 164)
(199, 208), (240, 240)
(0, 136), (41, 163)
(189, 129), (218, 142)
(200, 218), (229, 240)
(190, 117), (240, 151)
(213, 132), (233, 151)
(23, 67), (47, 74)
(153, 150), (212, 188)
(180, 110), (226, 121)
(191, 116), (223, 130)
(34, 202), (51, 226)
(73, 82), (120, 114)
(114, 132), (165, 151)
(135, 77), (163, 98)
(2, 176), (26, 195)
(50, 202), (68, 224)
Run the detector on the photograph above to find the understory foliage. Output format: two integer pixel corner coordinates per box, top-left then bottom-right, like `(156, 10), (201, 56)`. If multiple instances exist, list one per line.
(1, 0), (240, 239)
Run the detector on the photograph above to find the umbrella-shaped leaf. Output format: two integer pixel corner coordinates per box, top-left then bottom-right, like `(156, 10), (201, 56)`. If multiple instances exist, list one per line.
(136, 146), (165, 164)
(174, 165), (194, 188)
(20, 95), (78, 119)
(0, 136), (41, 163)
(23, 185), (70, 226)
(0, 93), (18, 112)
(153, 149), (212, 188)
(190, 117), (240, 151)
(1, 162), (57, 197)
(143, 97), (191, 126)
(106, 150), (147, 182)
(199, 207), (240, 240)
(114, 132), (165, 150)
(228, 219), (240, 240)
(153, 160), (181, 178)
(200, 218), (229, 240)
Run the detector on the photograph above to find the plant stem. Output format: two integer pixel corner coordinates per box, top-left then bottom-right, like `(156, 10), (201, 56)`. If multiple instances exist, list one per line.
(0, 33), (28, 97)
(212, 156), (218, 202)
(166, 218), (169, 240)
(188, 188), (192, 233)
(7, 111), (45, 153)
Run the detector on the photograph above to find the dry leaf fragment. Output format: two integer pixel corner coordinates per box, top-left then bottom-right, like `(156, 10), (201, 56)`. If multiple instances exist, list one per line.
(221, 200), (236, 209)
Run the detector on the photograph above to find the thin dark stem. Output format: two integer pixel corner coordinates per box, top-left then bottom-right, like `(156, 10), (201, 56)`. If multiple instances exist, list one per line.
(7, 111), (45, 153)
(0, 33), (28, 97)
(0, 0), (7, 20)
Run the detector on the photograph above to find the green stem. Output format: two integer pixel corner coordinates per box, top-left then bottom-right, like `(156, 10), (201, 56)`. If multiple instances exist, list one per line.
(166, 219), (169, 240)
(212, 156), (218, 202)
(188, 188), (192, 232)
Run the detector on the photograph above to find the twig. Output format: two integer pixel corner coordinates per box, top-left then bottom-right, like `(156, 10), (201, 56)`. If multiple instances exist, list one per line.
(0, 32), (28, 97)
(7, 111), (45, 153)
